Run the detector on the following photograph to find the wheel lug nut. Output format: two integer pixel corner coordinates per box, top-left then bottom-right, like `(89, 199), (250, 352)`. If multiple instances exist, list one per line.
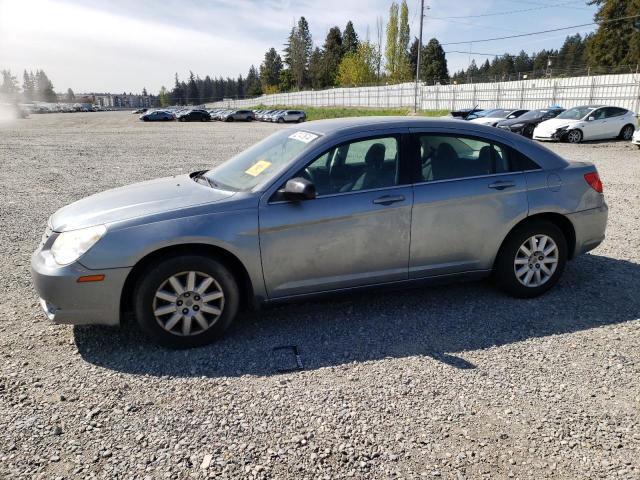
(176, 300), (183, 306)
(193, 305), (199, 311)
(182, 308), (189, 314)
(184, 292), (190, 298)
(539, 256), (544, 261)
(536, 264), (540, 268)
(194, 295), (200, 301)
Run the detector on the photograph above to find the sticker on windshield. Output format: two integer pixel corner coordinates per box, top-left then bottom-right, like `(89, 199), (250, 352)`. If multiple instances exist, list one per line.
(289, 131), (318, 143)
(245, 159), (272, 177)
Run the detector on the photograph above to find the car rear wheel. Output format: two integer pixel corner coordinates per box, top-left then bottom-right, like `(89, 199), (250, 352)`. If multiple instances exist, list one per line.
(134, 255), (239, 348)
(565, 129), (582, 144)
(495, 220), (567, 298)
(277, 117), (284, 123)
(619, 124), (635, 141)
(523, 124), (535, 137)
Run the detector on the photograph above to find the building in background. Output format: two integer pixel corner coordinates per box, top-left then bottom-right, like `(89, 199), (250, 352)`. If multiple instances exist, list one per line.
(58, 93), (155, 108)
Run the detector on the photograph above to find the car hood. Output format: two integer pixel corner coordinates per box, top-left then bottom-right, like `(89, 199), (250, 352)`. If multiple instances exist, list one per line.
(50, 174), (235, 232)
(497, 117), (538, 126)
(536, 118), (579, 131)
(469, 117), (505, 125)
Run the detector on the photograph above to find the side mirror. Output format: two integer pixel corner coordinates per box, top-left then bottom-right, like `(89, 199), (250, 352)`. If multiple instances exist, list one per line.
(587, 116), (595, 122)
(281, 177), (316, 201)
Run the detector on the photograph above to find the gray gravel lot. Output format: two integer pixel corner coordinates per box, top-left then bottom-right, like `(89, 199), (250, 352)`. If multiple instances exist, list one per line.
(1, 111), (639, 479)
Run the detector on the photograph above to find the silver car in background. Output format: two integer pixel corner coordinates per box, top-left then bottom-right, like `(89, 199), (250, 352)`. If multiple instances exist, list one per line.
(32, 117), (607, 348)
(272, 110), (306, 123)
(220, 109), (254, 122)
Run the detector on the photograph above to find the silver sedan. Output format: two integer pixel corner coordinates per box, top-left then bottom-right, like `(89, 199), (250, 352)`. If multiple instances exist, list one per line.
(32, 117), (608, 348)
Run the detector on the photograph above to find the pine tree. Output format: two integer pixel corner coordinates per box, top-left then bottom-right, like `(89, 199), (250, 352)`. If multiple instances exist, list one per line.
(22, 70), (35, 102)
(186, 71), (199, 104)
(586, 0), (640, 69)
(34, 70), (56, 102)
(343, 21), (359, 55)
(246, 65), (262, 96)
(308, 47), (325, 89)
(66, 88), (75, 102)
(0, 70), (19, 96)
(320, 26), (344, 87)
(260, 48), (283, 90)
(420, 38), (449, 83)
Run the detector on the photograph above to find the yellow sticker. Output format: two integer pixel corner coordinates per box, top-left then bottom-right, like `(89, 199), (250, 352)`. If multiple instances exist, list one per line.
(244, 160), (272, 177)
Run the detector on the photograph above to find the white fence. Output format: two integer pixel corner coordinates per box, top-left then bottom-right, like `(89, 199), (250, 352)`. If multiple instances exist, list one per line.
(207, 73), (640, 113)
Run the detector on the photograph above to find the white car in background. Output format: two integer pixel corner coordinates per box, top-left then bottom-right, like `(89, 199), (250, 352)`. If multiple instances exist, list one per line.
(533, 105), (637, 143)
(632, 128), (640, 148)
(467, 108), (529, 127)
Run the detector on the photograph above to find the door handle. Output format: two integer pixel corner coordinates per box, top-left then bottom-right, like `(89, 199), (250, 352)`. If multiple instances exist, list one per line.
(373, 195), (405, 205)
(488, 181), (516, 190)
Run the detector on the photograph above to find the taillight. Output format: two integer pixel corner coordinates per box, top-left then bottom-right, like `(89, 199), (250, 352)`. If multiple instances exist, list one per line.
(584, 172), (603, 193)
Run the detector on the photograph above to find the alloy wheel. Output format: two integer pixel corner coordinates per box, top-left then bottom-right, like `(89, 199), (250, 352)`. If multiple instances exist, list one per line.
(514, 234), (559, 288)
(152, 271), (225, 336)
(622, 125), (634, 140)
(566, 130), (582, 143)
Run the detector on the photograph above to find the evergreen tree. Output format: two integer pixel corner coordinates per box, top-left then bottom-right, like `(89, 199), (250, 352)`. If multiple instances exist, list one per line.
(308, 47), (325, 89)
(343, 21), (359, 55)
(141, 87), (148, 96)
(0, 70), (19, 96)
(409, 38), (419, 73)
(66, 88), (75, 102)
(586, 0), (640, 69)
(260, 47), (283, 90)
(237, 74), (245, 98)
(187, 71), (199, 104)
(246, 65), (262, 96)
(320, 26), (344, 87)
(420, 38), (449, 83)
(170, 73), (185, 105)
(201, 75), (214, 102)
(284, 17), (313, 89)
(22, 70), (35, 102)
(34, 70), (56, 102)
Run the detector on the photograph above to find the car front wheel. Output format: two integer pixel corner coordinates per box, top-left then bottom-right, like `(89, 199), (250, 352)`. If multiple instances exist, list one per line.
(495, 221), (567, 298)
(565, 129), (582, 143)
(619, 124), (635, 141)
(134, 255), (239, 348)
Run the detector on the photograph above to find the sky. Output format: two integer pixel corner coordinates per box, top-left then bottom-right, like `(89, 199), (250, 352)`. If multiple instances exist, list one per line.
(0, 0), (600, 94)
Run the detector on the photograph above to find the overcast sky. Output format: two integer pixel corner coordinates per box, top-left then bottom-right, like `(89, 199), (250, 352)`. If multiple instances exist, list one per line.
(0, 0), (599, 94)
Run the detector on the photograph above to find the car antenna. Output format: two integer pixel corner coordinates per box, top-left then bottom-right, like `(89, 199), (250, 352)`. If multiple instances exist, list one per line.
(464, 104), (479, 120)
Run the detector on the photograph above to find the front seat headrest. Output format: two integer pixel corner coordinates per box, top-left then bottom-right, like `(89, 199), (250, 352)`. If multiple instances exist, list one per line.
(365, 143), (386, 168)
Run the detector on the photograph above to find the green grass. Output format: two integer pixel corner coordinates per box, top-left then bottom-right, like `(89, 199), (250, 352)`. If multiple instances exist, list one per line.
(251, 104), (449, 121)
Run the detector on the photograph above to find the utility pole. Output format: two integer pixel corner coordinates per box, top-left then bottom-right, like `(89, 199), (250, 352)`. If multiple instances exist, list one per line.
(414, 1), (428, 112)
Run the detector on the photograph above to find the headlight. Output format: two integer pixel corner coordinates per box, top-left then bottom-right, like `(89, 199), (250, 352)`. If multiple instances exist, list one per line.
(51, 225), (107, 265)
(510, 123), (525, 129)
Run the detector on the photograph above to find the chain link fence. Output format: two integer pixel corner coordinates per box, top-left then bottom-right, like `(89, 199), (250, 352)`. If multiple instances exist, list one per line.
(207, 72), (640, 113)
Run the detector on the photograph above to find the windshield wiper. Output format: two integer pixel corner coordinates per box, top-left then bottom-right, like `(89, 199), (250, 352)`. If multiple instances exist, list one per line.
(191, 170), (214, 188)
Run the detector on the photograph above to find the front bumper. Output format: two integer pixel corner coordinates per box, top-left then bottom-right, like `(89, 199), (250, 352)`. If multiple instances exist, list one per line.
(31, 247), (130, 326)
(632, 134), (640, 145)
(567, 203), (608, 258)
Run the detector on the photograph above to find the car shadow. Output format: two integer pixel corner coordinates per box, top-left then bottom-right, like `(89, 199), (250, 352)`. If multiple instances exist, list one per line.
(74, 254), (640, 377)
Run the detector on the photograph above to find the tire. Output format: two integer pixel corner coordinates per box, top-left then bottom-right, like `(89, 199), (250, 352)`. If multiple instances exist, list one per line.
(523, 124), (535, 138)
(297, 117), (304, 123)
(564, 129), (582, 144)
(619, 124), (635, 141)
(134, 255), (239, 348)
(494, 220), (567, 298)
(277, 117), (284, 123)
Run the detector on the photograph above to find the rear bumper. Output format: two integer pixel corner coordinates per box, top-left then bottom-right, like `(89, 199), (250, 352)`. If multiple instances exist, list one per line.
(567, 203), (608, 257)
(31, 248), (130, 326)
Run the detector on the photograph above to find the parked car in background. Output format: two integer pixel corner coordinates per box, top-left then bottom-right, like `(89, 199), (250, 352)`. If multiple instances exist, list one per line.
(271, 110), (306, 123)
(140, 110), (175, 122)
(32, 117), (607, 348)
(632, 128), (640, 148)
(469, 109), (529, 127)
(176, 109), (211, 122)
(533, 105), (637, 143)
(450, 107), (484, 119)
(497, 108), (565, 138)
(133, 108), (147, 114)
(220, 110), (254, 122)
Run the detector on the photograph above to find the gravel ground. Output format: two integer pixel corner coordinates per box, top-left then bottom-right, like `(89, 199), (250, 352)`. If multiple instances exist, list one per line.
(1, 111), (639, 479)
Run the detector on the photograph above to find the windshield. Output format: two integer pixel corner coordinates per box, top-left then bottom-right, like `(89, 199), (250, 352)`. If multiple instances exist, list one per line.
(516, 110), (547, 120)
(483, 109), (513, 118)
(557, 106), (596, 120)
(205, 129), (319, 191)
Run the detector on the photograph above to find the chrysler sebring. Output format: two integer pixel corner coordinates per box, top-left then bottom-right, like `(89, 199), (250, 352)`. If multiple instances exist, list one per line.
(32, 117), (608, 348)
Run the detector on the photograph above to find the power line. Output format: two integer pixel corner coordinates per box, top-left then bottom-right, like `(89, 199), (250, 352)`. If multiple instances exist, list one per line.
(430, 1), (587, 19)
(441, 14), (640, 45)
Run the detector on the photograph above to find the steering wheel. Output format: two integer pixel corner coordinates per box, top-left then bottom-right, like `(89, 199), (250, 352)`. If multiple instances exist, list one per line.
(300, 167), (314, 183)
